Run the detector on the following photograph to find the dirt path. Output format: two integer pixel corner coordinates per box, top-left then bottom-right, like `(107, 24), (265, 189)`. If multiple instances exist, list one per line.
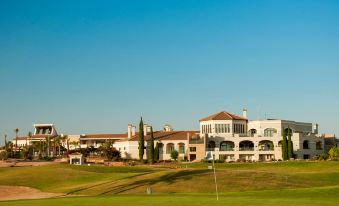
(0, 186), (64, 201)
(0, 160), (58, 168)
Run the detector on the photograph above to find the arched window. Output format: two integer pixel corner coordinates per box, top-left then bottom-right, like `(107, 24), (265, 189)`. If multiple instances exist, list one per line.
(207, 141), (216, 151)
(158, 143), (164, 154)
(303, 140), (309, 149)
(220, 141), (235, 151)
(239, 141), (254, 151)
(259, 140), (274, 151)
(264, 128), (277, 137)
(178, 143), (185, 154)
(166, 143), (175, 154)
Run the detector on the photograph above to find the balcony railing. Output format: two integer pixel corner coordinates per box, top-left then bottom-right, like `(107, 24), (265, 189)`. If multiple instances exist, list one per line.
(219, 148), (234, 151)
(239, 148), (254, 151)
(259, 148), (274, 151)
(189, 138), (204, 144)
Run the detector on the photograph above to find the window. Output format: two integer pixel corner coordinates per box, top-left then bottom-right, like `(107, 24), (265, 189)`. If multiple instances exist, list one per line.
(264, 128), (277, 137)
(220, 141), (235, 151)
(179, 143), (185, 154)
(303, 140), (309, 149)
(166, 143), (175, 154)
(189, 147), (196, 152)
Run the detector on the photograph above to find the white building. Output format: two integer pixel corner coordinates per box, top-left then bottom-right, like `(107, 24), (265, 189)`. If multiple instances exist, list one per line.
(12, 109), (327, 162)
(15, 124), (59, 147)
(111, 110), (325, 161)
(196, 110), (324, 161)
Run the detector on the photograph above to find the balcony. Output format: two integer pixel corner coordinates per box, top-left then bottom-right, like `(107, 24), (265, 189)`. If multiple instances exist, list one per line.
(189, 138), (204, 144)
(259, 148), (274, 151)
(219, 148), (234, 151)
(239, 148), (254, 151)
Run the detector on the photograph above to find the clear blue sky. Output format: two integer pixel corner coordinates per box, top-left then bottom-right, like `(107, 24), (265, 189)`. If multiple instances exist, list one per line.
(1, 0), (339, 142)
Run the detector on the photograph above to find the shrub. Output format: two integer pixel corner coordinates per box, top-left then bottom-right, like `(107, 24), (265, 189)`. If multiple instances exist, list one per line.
(329, 147), (339, 161)
(42, 156), (55, 161)
(0, 151), (8, 160)
(170, 150), (179, 161)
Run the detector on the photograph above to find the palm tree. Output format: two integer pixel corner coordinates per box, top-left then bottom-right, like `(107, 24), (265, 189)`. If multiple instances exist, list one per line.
(14, 128), (19, 150)
(4, 134), (7, 150)
(26, 132), (32, 149)
(70, 141), (79, 151)
(54, 136), (62, 156)
(59, 134), (68, 156)
(32, 141), (43, 159)
(45, 136), (51, 157)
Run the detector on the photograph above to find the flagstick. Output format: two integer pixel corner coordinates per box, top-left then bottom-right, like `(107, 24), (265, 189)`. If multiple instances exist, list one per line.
(212, 151), (219, 201)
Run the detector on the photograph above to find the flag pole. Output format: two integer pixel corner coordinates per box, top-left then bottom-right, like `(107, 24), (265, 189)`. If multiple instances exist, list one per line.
(211, 151), (219, 201)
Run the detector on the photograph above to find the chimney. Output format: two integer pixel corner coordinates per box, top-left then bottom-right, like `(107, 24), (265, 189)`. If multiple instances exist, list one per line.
(313, 123), (319, 134)
(143, 124), (148, 136)
(164, 124), (173, 132)
(128, 124), (132, 139)
(132, 125), (136, 136)
(243, 108), (248, 119)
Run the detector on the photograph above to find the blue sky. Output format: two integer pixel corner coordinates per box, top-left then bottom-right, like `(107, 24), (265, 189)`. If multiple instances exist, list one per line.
(1, 0), (339, 141)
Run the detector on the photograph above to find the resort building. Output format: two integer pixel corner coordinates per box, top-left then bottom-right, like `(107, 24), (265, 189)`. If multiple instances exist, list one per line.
(98, 109), (324, 162)
(190, 110), (324, 162)
(15, 124), (59, 147)
(11, 109), (329, 162)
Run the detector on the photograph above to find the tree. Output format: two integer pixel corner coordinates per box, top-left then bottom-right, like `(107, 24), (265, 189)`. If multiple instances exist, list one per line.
(170, 150), (179, 161)
(4, 134), (7, 151)
(54, 136), (62, 156)
(139, 117), (145, 161)
(149, 126), (155, 163)
(61, 135), (69, 156)
(154, 142), (159, 161)
(287, 127), (293, 159)
(329, 146), (339, 161)
(0, 151), (8, 160)
(99, 140), (121, 161)
(70, 141), (79, 151)
(45, 136), (52, 157)
(6, 141), (14, 158)
(26, 132), (32, 149)
(282, 129), (288, 160)
(14, 128), (19, 150)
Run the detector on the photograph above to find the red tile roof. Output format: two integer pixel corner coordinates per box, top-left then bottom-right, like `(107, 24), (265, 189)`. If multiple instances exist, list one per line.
(14, 134), (57, 141)
(80, 134), (128, 140)
(199, 111), (247, 121)
(128, 131), (199, 141)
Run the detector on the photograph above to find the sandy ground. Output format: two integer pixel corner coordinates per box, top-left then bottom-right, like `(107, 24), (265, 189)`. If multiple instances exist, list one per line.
(0, 160), (57, 168)
(0, 186), (64, 201)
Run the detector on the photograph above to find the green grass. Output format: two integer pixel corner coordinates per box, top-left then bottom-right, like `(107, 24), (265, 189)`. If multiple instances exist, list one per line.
(2, 186), (339, 206)
(0, 164), (154, 193)
(1, 161), (339, 205)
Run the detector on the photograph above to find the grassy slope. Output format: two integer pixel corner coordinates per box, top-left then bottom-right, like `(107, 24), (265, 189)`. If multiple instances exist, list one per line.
(70, 161), (339, 195)
(1, 161), (339, 205)
(2, 187), (339, 206)
(0, 164), (154, 193)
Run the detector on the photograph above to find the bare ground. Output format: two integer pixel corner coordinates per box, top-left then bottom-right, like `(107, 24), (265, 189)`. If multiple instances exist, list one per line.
(0, 186), (64, 201)
(0, 160), (57, 168)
